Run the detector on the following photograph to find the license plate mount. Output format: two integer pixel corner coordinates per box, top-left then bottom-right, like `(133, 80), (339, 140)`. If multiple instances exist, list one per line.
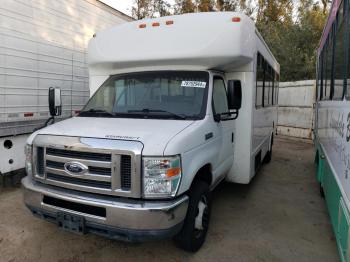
(57, 212), (86, 235)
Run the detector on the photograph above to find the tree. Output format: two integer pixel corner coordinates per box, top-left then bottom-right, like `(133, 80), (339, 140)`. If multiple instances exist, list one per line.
(153, 0), (172, 17)
(256, 0), (294, 25)
(216, 0), (238, 11)
(196, 0), (216, 12)
(174, 0), (196, 14)
(132, 0), (171, 19)
(257, 1), (328, 81)
(132, 0), (153, 19)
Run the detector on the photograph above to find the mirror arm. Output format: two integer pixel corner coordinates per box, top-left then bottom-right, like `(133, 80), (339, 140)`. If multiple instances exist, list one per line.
(214, 114), (221, 122)
(220, 110), (239, 121)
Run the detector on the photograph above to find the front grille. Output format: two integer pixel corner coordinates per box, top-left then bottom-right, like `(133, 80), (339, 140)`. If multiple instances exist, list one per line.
(37, 145), (135, 196)
(121, 155), (131, 190)
(47, 173), (111, 189)
(89, 166), (111, 176)
(46, 160), (64, 169)
(37, 147), (45, 176)
(46, 148), (111, 162)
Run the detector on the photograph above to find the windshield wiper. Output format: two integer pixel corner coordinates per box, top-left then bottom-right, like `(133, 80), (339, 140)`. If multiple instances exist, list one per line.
(128, 109), (188, 120)
(79, 109), (115, 117)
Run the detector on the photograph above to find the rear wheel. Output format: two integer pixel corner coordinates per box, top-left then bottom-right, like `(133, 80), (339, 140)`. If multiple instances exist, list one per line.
(320, 184), (325, 198)
(264, 135), (273, 164)
(174, 180), (211, 252)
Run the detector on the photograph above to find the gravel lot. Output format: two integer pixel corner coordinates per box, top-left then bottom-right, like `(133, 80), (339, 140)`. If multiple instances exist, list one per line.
(0, 136), (339, 262)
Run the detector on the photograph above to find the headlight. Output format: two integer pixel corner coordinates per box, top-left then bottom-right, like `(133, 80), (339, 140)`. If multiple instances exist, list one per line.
(143, 155), (182, 198)
(25, 144), (33, 177)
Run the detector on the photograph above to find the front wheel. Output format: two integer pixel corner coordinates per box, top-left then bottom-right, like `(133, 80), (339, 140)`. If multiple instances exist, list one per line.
(174, 180), (211, 252)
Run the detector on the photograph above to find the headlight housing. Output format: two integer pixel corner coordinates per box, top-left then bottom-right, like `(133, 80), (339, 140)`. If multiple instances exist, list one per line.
(143, 155), (182, 198)
(25, 144), (33, 177)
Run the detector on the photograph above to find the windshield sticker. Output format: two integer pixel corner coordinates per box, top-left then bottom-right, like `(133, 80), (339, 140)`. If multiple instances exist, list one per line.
(181, 81), (206, 88)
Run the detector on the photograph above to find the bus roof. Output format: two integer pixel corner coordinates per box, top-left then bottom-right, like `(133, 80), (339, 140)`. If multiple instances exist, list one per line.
(88, 12), (279, 73)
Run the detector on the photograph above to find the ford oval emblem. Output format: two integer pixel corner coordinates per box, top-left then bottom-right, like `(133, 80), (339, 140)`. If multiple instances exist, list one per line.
(64, 161), (88, 175)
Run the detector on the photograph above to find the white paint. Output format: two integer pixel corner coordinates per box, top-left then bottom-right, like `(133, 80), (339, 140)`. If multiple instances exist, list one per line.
(0, 134), (29, 174)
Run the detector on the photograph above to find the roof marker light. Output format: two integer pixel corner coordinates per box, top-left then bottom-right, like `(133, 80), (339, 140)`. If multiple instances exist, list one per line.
(152, 22), (160, 27)
(232, 17), (241, 22)
(139, 23), (146, 29)
(166, 20), (174, 25)
(24, 112), (34, 117)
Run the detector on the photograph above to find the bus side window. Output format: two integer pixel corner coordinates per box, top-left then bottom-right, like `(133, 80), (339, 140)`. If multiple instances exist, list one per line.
(333, 2), (346, 100)
(346, 0), (350, 99)
(264, 63), (270, 107)
(322, 43), (328, 100)
(325, 33), (334, 100)
(256, 53), (263, 107)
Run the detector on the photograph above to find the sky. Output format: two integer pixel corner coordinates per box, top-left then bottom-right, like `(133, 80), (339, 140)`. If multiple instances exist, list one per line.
(100, 0), (175, 16)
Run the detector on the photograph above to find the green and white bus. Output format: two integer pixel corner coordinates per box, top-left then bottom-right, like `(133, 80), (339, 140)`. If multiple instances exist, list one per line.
(315, 0), (350, 261)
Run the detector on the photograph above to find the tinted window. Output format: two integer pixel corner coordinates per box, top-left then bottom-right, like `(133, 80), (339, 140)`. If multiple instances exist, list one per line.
(325, 34), (333, 100)
(212, 77), (228, 115)
(256, 53), (264, 107)
(333, 3), (346, 100)
(264, 63), (270, 106)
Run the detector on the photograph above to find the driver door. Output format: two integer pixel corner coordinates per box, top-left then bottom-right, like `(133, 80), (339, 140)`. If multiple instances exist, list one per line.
(212, 75), (235, 178)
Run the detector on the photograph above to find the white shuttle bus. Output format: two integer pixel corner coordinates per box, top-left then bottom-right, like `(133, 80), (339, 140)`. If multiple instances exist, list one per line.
(22, 12), (279, 251)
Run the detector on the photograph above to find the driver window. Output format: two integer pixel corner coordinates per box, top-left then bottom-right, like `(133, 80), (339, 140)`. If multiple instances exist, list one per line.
(213, 77), (229, 115)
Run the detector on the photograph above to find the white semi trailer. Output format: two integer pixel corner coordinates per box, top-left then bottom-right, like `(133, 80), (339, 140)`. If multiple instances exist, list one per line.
(0, 0), (132, 176)
(22, 12), (280, 251)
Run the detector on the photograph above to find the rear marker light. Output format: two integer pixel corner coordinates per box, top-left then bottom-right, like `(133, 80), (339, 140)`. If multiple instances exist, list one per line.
(166, 20), (174, 25)
(152, 22), (160, 27)
(139, 24), (146, 29)
(232, 17), (241, 22)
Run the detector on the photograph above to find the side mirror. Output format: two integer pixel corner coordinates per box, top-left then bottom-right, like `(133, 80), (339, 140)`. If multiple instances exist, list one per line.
(228, 80), (242, 110)
(49, 87), (62, 117)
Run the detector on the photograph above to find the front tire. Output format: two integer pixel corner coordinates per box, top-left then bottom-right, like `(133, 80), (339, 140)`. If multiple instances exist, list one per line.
(174, 180), (211, 252)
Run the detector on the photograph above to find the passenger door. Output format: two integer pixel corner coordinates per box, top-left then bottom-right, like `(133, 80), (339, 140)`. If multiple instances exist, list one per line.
(212, 76), (235, 178)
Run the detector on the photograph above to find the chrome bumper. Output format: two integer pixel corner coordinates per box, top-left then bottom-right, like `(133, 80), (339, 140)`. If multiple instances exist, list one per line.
(22, 176), (189, 241)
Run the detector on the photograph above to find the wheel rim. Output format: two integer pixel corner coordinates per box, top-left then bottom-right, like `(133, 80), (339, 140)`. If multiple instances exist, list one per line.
(194, 195), (209, 238)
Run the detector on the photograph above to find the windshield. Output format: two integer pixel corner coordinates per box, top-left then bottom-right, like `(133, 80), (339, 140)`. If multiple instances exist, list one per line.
(80, 71), (209, 120)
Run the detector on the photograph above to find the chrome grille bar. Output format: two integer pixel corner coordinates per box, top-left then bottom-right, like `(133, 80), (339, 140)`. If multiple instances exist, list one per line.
(33, 135), (143, 198)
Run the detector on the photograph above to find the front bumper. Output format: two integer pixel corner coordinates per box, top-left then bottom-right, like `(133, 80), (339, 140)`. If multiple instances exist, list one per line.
(22, 176), (189, 242)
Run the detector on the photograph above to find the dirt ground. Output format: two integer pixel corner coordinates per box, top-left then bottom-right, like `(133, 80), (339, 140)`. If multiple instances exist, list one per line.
(0, 136), (339, 262)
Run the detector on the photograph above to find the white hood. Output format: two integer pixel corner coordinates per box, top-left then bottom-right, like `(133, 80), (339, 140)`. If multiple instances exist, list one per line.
(28, 117), (194, 155)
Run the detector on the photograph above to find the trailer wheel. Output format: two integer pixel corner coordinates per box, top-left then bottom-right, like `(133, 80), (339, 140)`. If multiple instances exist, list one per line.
(174, 180), (211, 252)
(264, 135), (273, 164)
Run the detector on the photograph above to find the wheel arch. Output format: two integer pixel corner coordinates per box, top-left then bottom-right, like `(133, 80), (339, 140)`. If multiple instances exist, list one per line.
(190, 163), (213, 189)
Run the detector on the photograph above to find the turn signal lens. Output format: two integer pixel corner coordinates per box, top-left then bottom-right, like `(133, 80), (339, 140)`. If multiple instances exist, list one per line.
(166, 167), (181, 178)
